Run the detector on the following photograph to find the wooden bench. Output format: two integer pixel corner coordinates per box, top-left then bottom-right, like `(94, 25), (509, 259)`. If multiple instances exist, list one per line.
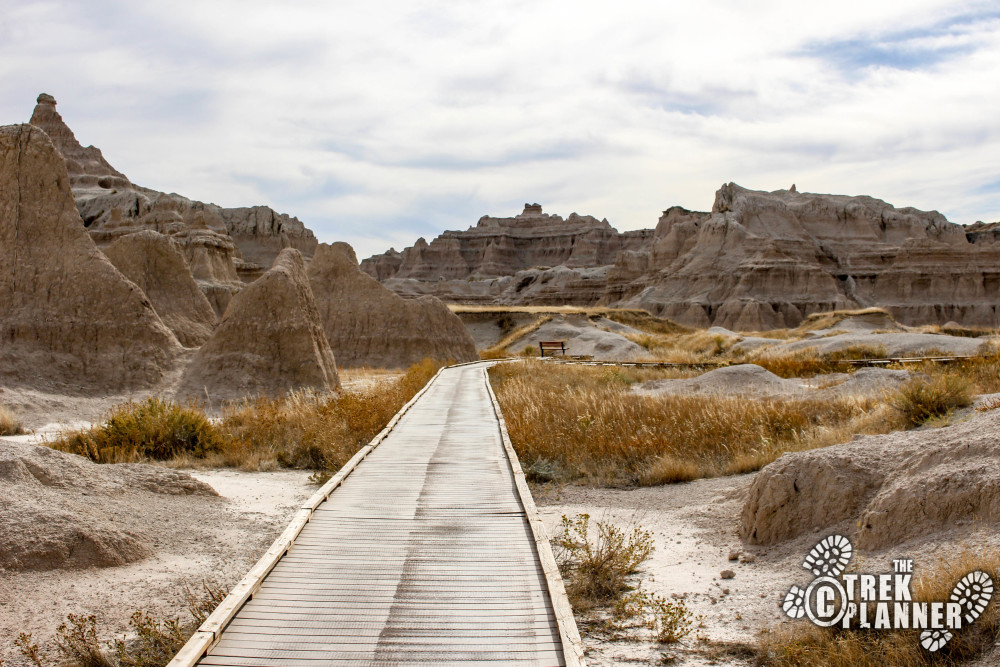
(539, 340), (567, 357)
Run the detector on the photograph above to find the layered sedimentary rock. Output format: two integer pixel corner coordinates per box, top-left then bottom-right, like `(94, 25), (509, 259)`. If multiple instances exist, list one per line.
(360, 204), (640, 304)
(218, 206), (318, 281)
(28, 93), (130, 191)
(364, 186), (1000, 329)
(0, 124), (180, 393)
(308, 243), (478, 368)
(27, 94), (318, 312)
(104, 231), (218, 347)
(177, 249), (339, 400)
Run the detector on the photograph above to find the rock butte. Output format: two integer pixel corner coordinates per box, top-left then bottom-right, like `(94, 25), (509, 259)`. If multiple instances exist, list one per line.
(0, 124), (180, 393)
(104, 230), (218, 348)
(363, 191), (1000, 330)
(177, 249), (340, 402)
(28, 93), (317, 315)
(308, 243), (478, 368)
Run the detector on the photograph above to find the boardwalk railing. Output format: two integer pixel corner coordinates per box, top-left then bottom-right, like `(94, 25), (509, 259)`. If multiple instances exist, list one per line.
(540, 355), (978, 369)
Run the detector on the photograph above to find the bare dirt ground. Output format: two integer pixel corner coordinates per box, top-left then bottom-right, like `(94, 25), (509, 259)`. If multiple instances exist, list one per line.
(0, 468), (314, 666)
(536, 474), (1000, 666)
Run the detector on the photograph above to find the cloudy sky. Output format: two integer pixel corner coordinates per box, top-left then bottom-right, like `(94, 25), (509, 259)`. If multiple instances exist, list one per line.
(2, 1), (999, 258)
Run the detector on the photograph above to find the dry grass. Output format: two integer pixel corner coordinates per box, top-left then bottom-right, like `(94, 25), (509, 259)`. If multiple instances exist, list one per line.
(49, 359), (442, 472)
(749, 345), (889, 378)
(757, 549), (1000, 667)
(889, 374), (974, 428)
(794, 307), (895, 332)
(489, 361), (895, 485)
(0, 405), (24, 436)
(51, 398), (223, 463)
(623, 330), (734, 363)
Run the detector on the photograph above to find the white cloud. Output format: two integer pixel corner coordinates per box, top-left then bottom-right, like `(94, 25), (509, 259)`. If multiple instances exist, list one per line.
(1, 0), (998, 258)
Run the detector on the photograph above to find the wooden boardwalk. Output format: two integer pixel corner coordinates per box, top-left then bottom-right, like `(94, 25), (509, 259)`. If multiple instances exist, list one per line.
(170, 362), (582, 667)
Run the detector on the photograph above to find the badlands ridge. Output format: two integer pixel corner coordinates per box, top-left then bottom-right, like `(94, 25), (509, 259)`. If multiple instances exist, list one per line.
(363, 192), (1000, 331)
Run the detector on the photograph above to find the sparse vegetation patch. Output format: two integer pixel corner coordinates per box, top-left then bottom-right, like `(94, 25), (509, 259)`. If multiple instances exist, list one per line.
(889, 374), (973, 428)
(50, 359), (442, 472)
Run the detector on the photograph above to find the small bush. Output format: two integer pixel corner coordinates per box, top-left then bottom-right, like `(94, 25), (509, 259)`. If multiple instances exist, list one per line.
(554, 513), (654, 611)
(55, 615), (115, 667)
(17, 581), (228, 667)
(890, 375), (973, 428)
(650, 596), (695, 643)
(53, 398), (223, 463)
(110, 612), (186, 667)
(15, 634), (46, 667)
(0, 405), (24, 436)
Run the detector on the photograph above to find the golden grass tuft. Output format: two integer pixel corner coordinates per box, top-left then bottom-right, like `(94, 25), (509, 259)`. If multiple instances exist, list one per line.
(622, 330), (734, 363)
(52, 398), (222, 463)
(489, 361), (895, 485)
(794, 307), (896, 332)
(757, 549), (1000, 667)
(0, 405), (24, 436)
(889, 374), (974, 428)
(750, 345), (889, 378)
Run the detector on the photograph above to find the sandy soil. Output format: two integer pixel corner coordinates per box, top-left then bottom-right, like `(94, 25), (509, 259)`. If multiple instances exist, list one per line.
(0, 468), (314, 666)
(536, 475), (1000, 666)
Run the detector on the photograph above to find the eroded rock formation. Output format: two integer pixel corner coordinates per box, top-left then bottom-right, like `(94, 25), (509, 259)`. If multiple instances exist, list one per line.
(104, 231), (218, 347)
(0, 124), (180, 393)
(27, 94), (317, 313)
(740, 408), (1000, 549)
(309, 243), (477, 368)
(364, 186), (1000, 330)
(177, 249), (339, 400)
